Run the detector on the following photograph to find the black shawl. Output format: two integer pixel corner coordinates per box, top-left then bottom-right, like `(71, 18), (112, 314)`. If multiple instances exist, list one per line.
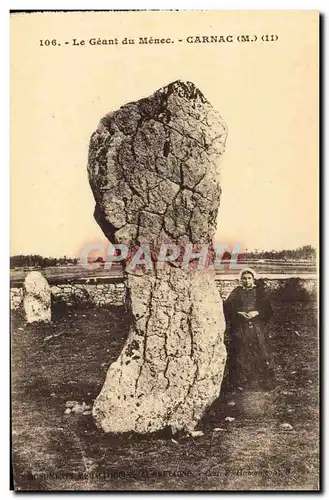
(224, 282), (273, 330)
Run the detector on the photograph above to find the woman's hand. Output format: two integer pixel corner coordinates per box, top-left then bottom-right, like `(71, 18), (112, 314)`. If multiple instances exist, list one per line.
(237, 311), (259, 320)
(237, 311), (251, 320)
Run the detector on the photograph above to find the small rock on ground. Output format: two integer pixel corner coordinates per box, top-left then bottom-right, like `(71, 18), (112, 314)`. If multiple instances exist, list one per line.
(189, 430), (204, 438)
(280, 423), (293, 431)
(65, 400), (79, 408)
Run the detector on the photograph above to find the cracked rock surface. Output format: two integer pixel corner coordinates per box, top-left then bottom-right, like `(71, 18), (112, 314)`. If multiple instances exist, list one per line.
(88, 80), (228, 434)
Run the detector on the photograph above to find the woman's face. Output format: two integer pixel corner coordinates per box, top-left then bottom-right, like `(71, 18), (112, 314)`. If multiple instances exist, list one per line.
(241, 272), (254, 288)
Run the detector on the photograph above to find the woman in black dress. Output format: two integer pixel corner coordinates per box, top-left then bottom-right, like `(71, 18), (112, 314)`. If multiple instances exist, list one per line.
(224, 268), (275, 391)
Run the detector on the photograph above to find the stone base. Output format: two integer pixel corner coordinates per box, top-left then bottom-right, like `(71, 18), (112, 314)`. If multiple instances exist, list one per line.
(92, 269), (226, 434)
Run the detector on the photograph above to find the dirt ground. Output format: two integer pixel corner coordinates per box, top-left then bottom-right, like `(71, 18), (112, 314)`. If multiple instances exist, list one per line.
(11, 300), (319, 491)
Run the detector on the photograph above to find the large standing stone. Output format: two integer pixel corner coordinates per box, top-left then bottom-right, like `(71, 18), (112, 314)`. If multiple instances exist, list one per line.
(88, 80), (228, 434)
(23, 271), (51, 323)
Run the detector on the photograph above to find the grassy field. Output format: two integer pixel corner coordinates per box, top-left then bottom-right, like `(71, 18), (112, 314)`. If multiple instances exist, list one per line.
(11, 300), (319, 491)
(10, 260), (317, 283)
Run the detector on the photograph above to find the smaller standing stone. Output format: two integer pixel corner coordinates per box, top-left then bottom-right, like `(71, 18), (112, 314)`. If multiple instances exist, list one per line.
(23, 271), (51, 323)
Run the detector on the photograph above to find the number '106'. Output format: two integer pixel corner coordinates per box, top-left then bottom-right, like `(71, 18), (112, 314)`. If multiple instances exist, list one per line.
(40, 39), (58, 46)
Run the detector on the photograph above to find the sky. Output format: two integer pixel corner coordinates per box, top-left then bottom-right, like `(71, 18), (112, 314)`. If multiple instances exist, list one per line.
(10, 10), (318, 257)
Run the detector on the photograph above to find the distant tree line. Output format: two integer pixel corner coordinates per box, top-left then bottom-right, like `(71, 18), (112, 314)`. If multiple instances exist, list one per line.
(10, 245), (316, 269)
(10, 254), (78, 269)
(240, 245), (316, 261)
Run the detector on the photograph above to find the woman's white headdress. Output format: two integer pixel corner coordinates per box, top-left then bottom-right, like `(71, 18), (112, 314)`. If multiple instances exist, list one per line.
(239, 267), (257, 281)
